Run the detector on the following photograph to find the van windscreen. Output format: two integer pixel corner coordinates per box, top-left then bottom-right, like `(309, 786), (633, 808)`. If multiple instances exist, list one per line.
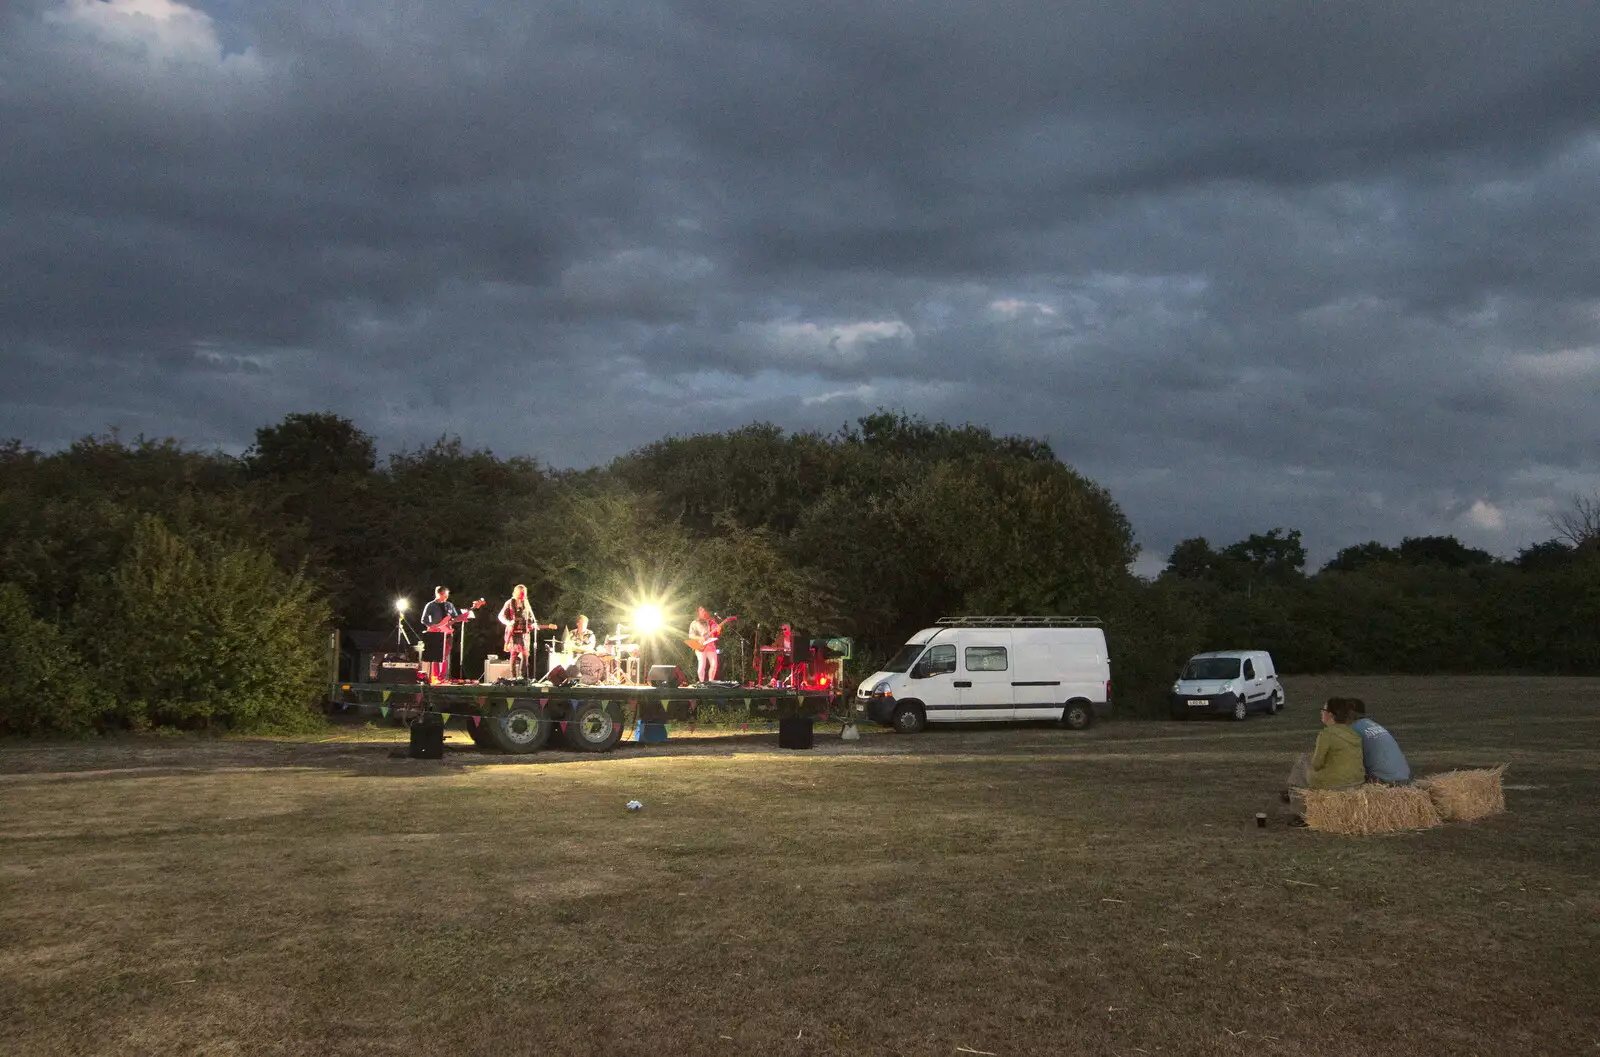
(881, 642), (926, 674)
(1183, 658), (1241, 680)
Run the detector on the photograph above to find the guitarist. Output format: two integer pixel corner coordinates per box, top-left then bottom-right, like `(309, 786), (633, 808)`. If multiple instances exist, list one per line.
(687, 606), (734, 683)
(420, 586), (481, 683)
(497, 584), (554, 680)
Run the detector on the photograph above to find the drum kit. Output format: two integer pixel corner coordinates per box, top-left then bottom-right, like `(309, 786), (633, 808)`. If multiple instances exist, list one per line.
(545, 626), (642, 685)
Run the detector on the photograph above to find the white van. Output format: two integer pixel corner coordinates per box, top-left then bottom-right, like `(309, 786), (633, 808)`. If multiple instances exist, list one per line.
(855, 616), (1111, 733)
(1169, 650), (1284, 721)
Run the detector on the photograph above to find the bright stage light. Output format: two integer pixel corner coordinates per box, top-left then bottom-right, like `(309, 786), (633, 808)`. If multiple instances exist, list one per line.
(395, 598), (409, 614)
(633, 604), (664, 635)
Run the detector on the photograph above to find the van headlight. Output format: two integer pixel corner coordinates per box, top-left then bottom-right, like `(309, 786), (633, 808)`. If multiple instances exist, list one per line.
(870, 680), (891, 696)
(1172, 682), (1181, 692)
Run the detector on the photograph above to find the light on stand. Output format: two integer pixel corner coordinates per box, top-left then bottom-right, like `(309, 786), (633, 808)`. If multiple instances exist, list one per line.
(633, 604), (664, 636)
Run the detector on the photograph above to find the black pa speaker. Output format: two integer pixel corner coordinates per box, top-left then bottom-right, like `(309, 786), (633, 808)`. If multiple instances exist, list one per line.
(408, 718), (445, 760)
(648, 665), (685, 689)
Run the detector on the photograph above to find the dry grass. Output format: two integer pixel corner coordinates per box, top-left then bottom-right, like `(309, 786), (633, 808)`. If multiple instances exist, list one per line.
(1, 675), (1598, 1056)
(1418, 765), (1508, 822)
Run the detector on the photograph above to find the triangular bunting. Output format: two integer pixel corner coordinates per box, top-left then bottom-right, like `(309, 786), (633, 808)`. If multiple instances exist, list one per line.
(744, 697), (753, 707)
(381, 690), (391, 703)
(471, 715), (481, 727)
(506, 698), (515, 708)
(380, 706), (390, 718)
(441, 713), (451, 723)
(559, 721), (568, 732)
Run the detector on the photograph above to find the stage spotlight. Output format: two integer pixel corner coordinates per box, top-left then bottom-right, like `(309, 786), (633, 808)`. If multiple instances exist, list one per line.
(633, 604), (664, 636)
(395, 598), (409, 614)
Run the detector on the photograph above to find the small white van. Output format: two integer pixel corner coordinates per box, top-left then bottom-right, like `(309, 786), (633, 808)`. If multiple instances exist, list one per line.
(1169, 650), (1283, 721)
(854, 616), (1111, 733)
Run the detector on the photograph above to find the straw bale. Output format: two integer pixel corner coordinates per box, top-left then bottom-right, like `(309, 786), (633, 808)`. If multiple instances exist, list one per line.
(1299, 783), (1443, 836)
(1417, 766), (1507, 822)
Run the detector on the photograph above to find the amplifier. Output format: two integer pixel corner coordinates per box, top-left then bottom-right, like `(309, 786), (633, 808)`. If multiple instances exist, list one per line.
(482, 660), (514, 683)
(380, 655), (422, 682)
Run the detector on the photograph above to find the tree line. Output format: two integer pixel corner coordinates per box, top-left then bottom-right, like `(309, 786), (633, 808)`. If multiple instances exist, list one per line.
(1, 411), (1595, 736)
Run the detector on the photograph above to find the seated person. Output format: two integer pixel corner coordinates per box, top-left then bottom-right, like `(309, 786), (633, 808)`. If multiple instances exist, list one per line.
(1284, 698), (1365, 821)
(1343, 697), (1413, 784)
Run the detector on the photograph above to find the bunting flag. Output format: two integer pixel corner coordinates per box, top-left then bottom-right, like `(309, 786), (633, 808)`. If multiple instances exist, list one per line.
(506, 698), (516, 709)
(380, 706), (390, 718)
(559, 721), (568, 732)
(441, 713), (451, 723)
(539, 698), (549, 708)
(471, 715), (481, 727)
(744, 697), (753, 707)
(381, 690), (392, 703)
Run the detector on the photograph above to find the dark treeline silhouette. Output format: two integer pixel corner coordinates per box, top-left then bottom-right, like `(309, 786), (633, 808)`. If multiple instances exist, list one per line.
(2, 412), (1596, 735)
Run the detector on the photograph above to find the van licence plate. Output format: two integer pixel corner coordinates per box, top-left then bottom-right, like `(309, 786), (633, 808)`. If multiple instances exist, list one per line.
(1187, 699), (1209, 707)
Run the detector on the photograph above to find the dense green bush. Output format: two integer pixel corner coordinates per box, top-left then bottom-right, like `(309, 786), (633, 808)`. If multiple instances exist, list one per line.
(89, 518), (330, 732)
(0, 582), (106, 736)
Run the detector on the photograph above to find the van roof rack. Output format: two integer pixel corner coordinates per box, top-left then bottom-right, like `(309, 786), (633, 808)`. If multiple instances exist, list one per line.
(935, 615), (1103, 627)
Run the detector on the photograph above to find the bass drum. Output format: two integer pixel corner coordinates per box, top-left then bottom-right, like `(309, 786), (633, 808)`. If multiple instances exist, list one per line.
(576, 653), (612, 685)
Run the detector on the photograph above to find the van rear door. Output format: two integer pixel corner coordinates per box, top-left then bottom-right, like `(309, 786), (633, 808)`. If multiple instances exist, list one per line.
(955, 634), (1013, 720)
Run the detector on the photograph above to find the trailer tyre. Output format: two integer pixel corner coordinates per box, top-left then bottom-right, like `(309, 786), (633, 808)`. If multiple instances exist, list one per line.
(468, 719), (493, 748)
(487, 701), (553, 754)
(1061, 700), (1093, 730)
(564, 700), (624, 752)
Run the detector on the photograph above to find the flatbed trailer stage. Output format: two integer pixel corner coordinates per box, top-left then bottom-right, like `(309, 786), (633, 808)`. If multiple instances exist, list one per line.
(327, 679), (838, 754)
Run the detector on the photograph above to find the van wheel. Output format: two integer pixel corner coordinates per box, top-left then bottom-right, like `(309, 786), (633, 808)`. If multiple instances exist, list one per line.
(891, 703), (926, 734)
(1061, 701), (1093, 731)
(1268, 690), (1284, 715)
(1232, 699), (1248, 722)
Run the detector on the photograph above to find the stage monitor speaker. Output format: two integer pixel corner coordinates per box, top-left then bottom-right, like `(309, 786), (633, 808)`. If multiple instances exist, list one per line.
(648, 665), (685, 690)
(419, 631), (446, 663)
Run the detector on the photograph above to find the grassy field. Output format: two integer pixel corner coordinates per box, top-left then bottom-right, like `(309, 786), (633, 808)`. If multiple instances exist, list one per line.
(2, 675), (1597, 1056)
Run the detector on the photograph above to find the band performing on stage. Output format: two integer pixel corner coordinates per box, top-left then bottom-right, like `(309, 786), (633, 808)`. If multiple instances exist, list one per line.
(389, 585), (838, 692)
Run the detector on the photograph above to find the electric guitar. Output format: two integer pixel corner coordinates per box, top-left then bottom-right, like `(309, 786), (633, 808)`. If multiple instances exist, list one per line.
(685, 615), (737, 652)
(426, 598), (485, 633)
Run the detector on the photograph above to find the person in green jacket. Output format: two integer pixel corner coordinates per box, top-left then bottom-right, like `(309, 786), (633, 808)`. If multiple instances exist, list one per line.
(1283, 698), (1365, 822)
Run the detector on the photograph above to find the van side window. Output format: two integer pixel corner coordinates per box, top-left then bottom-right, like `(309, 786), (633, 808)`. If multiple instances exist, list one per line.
(1243, 659), (1256, 680)
(916, 644), (956, 677)
(965, 646), (1008, 672)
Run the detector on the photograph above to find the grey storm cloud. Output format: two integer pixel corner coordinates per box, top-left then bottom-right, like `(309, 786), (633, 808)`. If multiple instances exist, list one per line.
(3, 0), (1599, 571)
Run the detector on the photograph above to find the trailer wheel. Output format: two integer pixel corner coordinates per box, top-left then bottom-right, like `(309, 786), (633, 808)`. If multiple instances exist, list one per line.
(564, 700), (624, 752)
(487, 701), (552, 754)
(1061, 700), (1093, 730)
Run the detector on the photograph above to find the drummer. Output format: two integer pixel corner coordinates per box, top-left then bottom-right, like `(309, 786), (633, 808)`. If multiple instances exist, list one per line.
(566, 614), (597, 653)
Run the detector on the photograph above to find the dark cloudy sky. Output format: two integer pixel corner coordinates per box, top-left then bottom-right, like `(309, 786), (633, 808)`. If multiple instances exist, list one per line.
(4, 0), (1598, 571)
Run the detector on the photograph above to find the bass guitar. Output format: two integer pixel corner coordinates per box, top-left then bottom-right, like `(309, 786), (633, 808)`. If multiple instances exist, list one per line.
(426, 598), (486, 633)
(685, 615), (737, 652)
